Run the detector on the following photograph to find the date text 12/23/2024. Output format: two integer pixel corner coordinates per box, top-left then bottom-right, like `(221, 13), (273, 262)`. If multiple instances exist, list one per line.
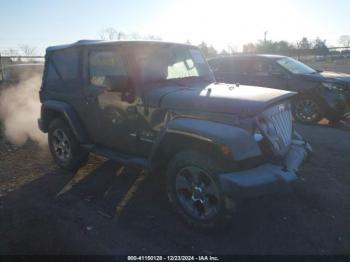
(127, 256), (220, 261)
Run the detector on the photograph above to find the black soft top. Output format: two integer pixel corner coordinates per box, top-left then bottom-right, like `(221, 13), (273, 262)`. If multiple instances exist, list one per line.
(46, 40), (197, 53)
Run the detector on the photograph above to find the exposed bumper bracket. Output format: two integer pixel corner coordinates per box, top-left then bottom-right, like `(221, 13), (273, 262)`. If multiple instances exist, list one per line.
(220, 139), (312, 199)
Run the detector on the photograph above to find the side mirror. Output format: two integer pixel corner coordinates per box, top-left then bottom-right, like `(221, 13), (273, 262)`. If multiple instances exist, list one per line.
(105, 75), (130, 92)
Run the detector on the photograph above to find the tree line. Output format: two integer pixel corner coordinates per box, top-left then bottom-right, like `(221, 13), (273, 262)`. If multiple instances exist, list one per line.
(242, 37), (330, 57)
(2, 27), (350, 59)
(197, 35), (350, 58)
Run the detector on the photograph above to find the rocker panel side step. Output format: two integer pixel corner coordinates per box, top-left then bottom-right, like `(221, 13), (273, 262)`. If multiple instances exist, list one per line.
(82, 144), (151, 170)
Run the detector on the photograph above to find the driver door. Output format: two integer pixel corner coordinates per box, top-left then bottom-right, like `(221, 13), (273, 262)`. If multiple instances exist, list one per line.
(246, 59), (288, 89)
(83, 48), (135, 153)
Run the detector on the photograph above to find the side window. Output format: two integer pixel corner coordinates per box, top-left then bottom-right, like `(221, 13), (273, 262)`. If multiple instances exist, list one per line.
(231, 60), (245, 74)
(167, 59), (199, 79)
(216, 60), (233, 73)
(89, 51), (126, 87)
(270, 63), (284, 74)
(52, 51), (79, 80)
(167, 48), (199, 79)
(214, 59), (244, 74)
(247, 60), (271, 76)
(45, 50), (79, 83)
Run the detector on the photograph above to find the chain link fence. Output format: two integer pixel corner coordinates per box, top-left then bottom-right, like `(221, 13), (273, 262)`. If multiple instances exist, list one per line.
(0, 54), (45, 82)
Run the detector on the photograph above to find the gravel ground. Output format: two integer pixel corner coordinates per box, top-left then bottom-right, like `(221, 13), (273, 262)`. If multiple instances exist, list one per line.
(0, 122), (349, 255)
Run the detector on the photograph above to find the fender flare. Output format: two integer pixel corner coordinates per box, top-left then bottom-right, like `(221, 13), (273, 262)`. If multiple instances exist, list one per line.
(150, 117), (262, 162)
(40, 100), (89, 143)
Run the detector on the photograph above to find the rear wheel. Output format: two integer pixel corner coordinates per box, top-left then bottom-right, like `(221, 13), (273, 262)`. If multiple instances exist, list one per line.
(293, 96), (324, 124)
(166, 150), (229, 229)
(48, 118), (89, 171)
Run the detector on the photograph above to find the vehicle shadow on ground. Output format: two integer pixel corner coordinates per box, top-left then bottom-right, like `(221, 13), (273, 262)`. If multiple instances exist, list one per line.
(2, 153), (344, 255)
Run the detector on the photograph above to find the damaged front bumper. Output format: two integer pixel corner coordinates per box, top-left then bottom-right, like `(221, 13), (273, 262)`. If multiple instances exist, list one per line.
(219, 137), (312, 199)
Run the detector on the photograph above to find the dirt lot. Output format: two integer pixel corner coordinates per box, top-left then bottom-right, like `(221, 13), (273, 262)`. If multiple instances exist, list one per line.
(0, 122), (350, 255)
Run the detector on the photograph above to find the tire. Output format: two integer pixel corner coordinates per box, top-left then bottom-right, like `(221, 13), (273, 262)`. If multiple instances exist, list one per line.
(48, 118), (89, 171)
(166, 150), (229, 229)
(328, 115), (343, 126)
(292, 95), (324, 124)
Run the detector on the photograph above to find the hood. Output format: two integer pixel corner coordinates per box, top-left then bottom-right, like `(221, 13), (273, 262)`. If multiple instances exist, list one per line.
(300, 71), (350, 84)
(143, 82), (296, 116)
(320, 71), (350, 82)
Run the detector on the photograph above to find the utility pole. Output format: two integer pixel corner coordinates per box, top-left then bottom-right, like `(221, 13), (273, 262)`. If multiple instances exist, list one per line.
(264, 31), (268, 45)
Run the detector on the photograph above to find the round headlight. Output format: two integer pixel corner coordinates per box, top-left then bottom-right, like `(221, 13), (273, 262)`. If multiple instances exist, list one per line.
(253, 129), (263, 142)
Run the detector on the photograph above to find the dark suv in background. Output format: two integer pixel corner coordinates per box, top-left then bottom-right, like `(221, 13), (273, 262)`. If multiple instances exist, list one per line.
(208, 55), (350, 124)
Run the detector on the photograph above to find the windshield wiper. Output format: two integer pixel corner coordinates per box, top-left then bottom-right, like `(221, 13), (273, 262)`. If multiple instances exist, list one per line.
(176, 75), (214, 84)
(144, 78), (170, 85)
(144, 76), (213, 87)
(144, 78), (187, 86)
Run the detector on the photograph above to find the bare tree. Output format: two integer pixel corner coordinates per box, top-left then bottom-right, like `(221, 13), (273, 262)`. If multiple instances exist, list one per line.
(297, 37), (312, 49)
(145, 35), (162, 41)
(338, 35), (350, 47)
(243, 43), (256, 53)
(98, 27), (124, 40)
(98, 27), (162, 41)
(226, 44), (237, 54)
(313, 38), (329, 55)
(129, 33), (141, 40)
(198, 42), (218, 58)
(7, 48), (19, 56)
(19, 44), (37, 56)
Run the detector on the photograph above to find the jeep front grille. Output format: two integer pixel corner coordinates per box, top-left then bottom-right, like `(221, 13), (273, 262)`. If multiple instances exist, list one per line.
(257, 102), (293, 156)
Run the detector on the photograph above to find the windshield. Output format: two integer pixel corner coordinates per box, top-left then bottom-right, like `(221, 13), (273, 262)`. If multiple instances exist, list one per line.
(133, 44), (214, 84)
(276, 57), (317, 74)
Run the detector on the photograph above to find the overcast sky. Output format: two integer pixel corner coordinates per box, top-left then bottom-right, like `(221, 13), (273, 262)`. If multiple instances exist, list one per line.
(1, 0), (349, 54)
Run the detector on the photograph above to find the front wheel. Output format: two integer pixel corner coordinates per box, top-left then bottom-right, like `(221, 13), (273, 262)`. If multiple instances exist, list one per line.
(292, 96), (324, 124)
(166, 150), (228, 229)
